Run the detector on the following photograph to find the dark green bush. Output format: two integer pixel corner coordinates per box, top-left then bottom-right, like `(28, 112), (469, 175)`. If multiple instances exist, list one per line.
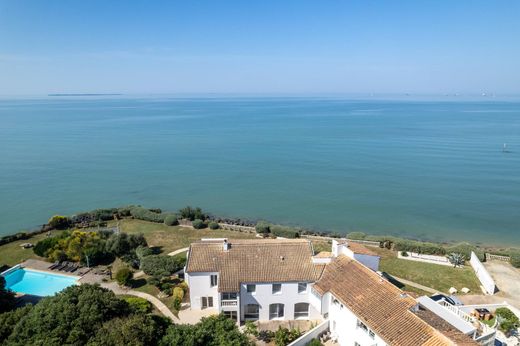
(124, 297), (152, 314)
(208, 221), (219, 230)
(179, 206), (206, 221)
(115, 267), (133, 286)
(510, 253), (520, 268)
(255, 221), (270, 234)
(307, 339), (323, 346)
(393, 239), (446, 255)
(140, 255), (186, 277)
(270, 225), (300, 238)
(33, 232), (69, 257)
(192, 219), (206, 229)
(129, 206), (166, 223)
(164, 214), (179, 226)
(48, 215), (71, 230)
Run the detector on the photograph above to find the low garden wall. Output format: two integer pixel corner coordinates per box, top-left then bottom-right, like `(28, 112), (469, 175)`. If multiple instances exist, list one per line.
(470, 252), (496, 295)
(288, 319), (329, 346)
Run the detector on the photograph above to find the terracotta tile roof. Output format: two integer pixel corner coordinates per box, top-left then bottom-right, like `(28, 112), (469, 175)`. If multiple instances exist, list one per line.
(313, 251), (333, 258)
(313, 256), (462, 346)
(346, 242), (379, 256)
(186, 239), (325, 292)
(415, 309), (478, 346)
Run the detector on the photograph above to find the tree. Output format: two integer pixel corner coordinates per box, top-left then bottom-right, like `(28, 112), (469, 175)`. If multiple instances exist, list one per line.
(87, 315), (162, 346)
(179, 206), (205, 221)
(0, 305), (32, 342)
(192, 219), (206, 229)
(164, 214), (179, 226)
(115, 267), (133, 286)
(48, 215), (71, 230)
(105, 233), (147, 258)
(447, 253), (465, 268)
(0, 277), (16, 313)
(3, 285), (130, 345)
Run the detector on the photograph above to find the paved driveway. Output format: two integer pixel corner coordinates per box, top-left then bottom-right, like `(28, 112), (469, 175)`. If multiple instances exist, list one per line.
(484, 261), (520, 308)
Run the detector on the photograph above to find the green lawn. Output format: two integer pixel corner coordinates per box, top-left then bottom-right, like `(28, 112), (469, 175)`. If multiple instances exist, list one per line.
(0, 230), (63, 267)
(110, 219), (257, 254)
(371, 247), (481, 294)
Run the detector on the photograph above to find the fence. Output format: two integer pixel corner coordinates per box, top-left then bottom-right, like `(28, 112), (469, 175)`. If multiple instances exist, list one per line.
(398, 251), (452, 266)
(470, 252), (496, 295)
(288, 320), (330, 346)
(485, 253), (510, 262)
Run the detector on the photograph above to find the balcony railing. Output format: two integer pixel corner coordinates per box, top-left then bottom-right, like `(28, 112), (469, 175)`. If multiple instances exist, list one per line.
(221, 300), (238, 307)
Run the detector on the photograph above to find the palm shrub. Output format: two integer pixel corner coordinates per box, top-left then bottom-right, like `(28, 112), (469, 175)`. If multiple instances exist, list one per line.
(447, 253), (465, 268)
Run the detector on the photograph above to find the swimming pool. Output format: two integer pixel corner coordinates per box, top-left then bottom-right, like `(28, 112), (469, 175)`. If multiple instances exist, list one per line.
(2, 268), (79, 296)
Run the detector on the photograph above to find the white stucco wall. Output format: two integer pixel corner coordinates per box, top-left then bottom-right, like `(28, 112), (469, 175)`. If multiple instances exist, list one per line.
(186, 272), (219, 309)
(239, 282), (320, 321)
(329, 293), (387, 346)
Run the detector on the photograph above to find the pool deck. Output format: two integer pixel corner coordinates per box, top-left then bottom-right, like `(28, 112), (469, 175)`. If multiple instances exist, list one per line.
(21, 259), (84, 278)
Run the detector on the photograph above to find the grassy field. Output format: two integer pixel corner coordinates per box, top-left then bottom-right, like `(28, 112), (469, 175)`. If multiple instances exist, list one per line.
(371, 247), (481, 294)
(110, 219), (257, 254)
(0, 230), (63, 267)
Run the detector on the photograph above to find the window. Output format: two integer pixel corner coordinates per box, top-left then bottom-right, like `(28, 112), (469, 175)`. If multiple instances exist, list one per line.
(357, 320), (368, 332)
(294, 303), (309, 319)
(222, 292), (237, 300)
(357, 319), (375, 339)
(223, 311), (237, 321)
(298, 282), (307, 293)
(245, 304), (260, 320)
(272, 283), (282, 294)
(269, 303), (284, 320)
(201, 296), (213, 308)
(246, 284), (256, 293)
(210, 274), (218, 287)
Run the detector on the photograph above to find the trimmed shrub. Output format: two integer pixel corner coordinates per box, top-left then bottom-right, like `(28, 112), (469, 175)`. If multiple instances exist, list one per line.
(192, 219), (206, 229)
(307, 339), (322, 346)
(48, 215), (71, 230)
(124, 297), (152, 314)
(115, 267), (133, 286)
(129, 206), (166, 223)
(173, 287), (184, 301)
(510, 253), (520, 268)
(140, 255), (185, 277)
(271, 225), (300, 238)
(164, 214), (179, 226)
(208, 221), (219, 230)
(255, 221), (270, 235)
(393, 239), (446, 255)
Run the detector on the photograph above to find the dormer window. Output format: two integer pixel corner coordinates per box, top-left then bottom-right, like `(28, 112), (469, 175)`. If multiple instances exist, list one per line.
(210, 274), (218, 287)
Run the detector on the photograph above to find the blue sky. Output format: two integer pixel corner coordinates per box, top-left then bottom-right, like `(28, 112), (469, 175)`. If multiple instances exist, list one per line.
(0, 1), (519, 95)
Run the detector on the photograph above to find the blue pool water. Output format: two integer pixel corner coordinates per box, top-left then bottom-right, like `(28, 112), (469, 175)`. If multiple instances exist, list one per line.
(3, 268), (78, 296)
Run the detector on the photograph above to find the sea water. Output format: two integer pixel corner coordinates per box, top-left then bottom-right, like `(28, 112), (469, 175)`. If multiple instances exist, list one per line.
(0, 96), (519, 245)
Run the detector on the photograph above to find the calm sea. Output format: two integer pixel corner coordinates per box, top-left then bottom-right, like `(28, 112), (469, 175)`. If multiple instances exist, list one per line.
(0, 97), (519, 246)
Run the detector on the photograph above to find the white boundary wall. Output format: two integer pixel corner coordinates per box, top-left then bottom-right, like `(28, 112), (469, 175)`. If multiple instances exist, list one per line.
(470, 252), (496, 295)
(288, 319), (329, 346)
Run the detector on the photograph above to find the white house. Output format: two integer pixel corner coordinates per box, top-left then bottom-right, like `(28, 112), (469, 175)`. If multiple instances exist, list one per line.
(185, 238), (487, 346)
(185, 238), (324, 322)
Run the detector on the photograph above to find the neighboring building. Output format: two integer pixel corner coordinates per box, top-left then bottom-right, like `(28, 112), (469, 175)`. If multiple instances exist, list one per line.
(185, 238), (494, 346)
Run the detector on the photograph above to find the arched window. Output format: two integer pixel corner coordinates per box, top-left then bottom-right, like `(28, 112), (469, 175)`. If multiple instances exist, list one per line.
(245, 304), (260, 320)
(269, 303), (284, 320)
(294, 303), (309, 319)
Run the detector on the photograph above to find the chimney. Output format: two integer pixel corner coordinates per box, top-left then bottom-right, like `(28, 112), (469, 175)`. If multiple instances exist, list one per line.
(223, 239), (230, 251)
